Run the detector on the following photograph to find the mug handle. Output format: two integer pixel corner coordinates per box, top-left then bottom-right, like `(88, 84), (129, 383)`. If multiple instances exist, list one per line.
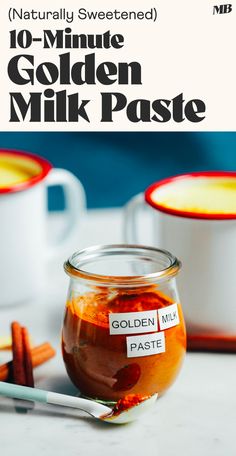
(124, 193), (147, 244)
(45, 168), (86, 260)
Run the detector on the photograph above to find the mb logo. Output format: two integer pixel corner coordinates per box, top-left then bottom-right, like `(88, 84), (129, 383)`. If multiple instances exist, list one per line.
(213, 4), (232, 14)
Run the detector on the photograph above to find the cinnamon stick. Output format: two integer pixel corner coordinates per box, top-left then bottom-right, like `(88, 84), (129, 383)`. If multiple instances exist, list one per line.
(11, 322), (26, 385)
(187, 333), (236, 353)
(22, 327), (34, 387)
(0, 342), (56, 382)
(31, 342), (56, 367)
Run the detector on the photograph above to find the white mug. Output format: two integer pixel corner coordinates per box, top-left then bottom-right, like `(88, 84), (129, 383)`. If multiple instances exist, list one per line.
(124, 172), (236, 335)
(0, 149), (86, 306)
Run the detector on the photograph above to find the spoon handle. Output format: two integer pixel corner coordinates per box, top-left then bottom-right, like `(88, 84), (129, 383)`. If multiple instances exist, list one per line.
(0, 381), (110, 416)
(0, 381), (47, 403)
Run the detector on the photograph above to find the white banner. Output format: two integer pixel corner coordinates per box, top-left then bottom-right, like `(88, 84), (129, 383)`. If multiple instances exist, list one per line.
(0, 0), (235, 131)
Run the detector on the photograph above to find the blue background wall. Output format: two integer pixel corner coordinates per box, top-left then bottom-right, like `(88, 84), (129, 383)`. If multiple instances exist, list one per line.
(0, 132), (235, 209)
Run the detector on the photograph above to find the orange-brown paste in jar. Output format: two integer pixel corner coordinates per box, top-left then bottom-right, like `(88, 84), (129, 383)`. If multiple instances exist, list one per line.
(62, 287), (186, 401)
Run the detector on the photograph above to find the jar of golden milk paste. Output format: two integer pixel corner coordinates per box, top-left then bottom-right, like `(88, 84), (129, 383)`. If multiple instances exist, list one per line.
(62, 245), (186, 404)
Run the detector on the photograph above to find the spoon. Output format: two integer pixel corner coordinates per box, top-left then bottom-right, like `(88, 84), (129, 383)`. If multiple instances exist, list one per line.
(0, 381), (157, 424)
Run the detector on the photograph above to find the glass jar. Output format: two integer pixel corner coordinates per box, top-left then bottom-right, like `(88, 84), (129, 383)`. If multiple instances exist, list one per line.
(62, 244), (186, 404)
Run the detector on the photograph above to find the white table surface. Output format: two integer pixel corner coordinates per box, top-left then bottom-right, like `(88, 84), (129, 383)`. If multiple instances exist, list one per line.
(0, 209), (235, 456)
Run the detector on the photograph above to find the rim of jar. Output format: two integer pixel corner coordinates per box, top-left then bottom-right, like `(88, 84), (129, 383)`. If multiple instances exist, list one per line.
(64, 244), (181, 286)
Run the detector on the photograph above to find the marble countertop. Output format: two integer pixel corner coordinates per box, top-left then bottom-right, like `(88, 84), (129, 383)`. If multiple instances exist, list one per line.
(0, 209), (235, 456)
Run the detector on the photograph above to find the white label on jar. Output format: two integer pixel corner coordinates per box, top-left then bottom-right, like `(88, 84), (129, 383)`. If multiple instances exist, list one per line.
(126, 332), (165, 358)
(158, 303), (179, 330)
(109, 310), (158, 335)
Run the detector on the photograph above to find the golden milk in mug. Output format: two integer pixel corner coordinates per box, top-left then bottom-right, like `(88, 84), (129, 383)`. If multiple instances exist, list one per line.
(125, 172), (236, 335)
(0, 149), (86, 306)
